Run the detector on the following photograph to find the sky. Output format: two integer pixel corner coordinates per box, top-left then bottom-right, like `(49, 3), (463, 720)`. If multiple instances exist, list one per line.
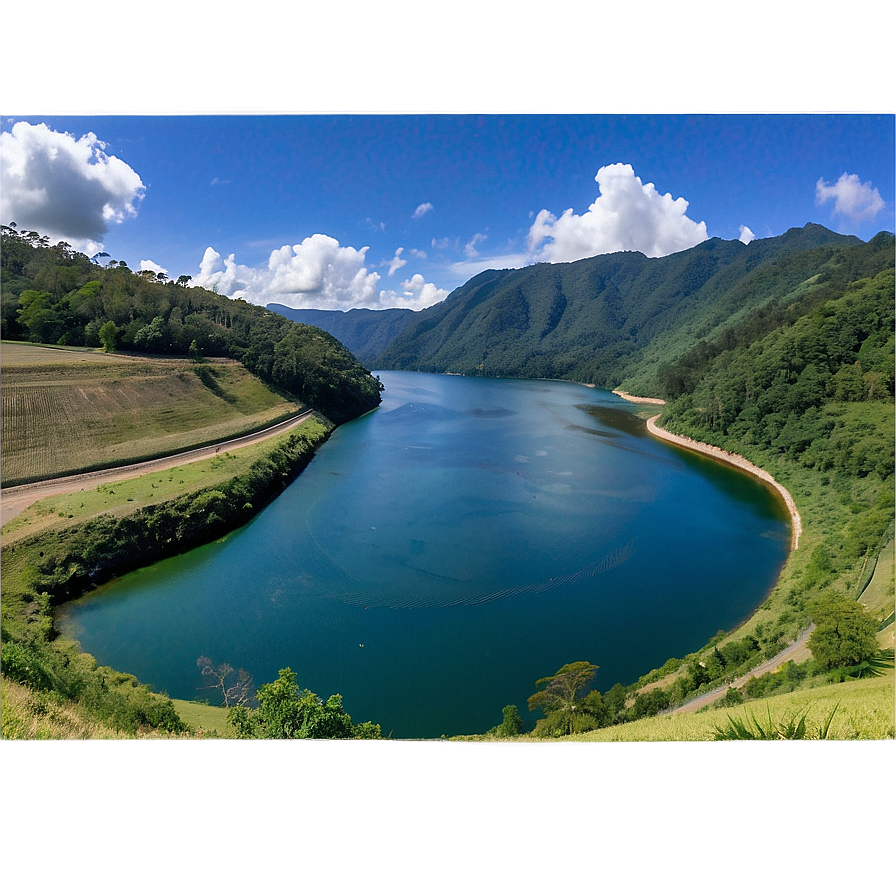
(2, 114), (893, 312)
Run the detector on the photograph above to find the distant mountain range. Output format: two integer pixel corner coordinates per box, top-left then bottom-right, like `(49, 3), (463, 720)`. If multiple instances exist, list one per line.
(268, 224), (879, 396)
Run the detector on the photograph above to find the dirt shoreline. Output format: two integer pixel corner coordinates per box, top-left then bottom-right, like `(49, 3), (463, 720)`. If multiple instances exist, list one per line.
(645, 414), (802, 550)
(612, 390), (666, 405)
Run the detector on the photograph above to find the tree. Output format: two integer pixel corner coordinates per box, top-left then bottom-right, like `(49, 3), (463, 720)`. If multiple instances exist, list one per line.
(197, 655), (253, 708)
(98, 320), (118, 353)
(227, 667), (381, 739)
(808, 594), (880, 670)
(527, 661), (600, 736)
(497, 704), (525, 737)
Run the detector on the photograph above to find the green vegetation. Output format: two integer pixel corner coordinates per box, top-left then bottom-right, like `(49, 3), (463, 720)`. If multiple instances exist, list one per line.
(227, 667), (381, 739)
(376, 224), (866, 387)
(1, 225), (383, 424)
(0, 343), (302, 485)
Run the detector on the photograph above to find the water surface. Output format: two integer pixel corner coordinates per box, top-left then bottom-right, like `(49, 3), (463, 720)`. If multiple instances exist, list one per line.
(57, 372), (790, 737)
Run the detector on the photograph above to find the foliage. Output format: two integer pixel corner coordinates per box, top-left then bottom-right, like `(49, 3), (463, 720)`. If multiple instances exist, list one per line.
(375, 224), (872, 389)
(712, 702), (840, 740)
(226, 668), (381, 739)
(527, 661), (604, 736)
(1, 225), (383, 424)
(496, 704), (525, 737)
(808, 594), (881, 670)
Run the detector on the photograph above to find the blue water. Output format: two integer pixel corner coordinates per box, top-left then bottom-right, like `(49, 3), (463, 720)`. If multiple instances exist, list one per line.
(56, 372), (791, 737)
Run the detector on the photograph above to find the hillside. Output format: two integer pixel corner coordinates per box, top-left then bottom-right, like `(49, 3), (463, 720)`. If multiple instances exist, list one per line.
(268, 304), (416, 367)
(0, 343), (302, 485)
(0, 226), (383, 425)
(375, 224), (868, 390)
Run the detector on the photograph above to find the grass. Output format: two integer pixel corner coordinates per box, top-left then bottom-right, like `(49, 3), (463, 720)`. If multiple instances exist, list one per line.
(560, 670), (894, 741)
(0, 674), (184, 739)
(0, 418), (328, 546)
(169, 699), (237, 738)
(0, 343), (301, 485)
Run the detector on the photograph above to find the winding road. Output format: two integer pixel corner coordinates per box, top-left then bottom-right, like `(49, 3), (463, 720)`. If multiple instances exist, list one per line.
(0, 409), (315, 526)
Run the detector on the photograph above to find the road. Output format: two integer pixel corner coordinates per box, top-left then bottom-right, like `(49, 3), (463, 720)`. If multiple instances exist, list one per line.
(668, 624), (816, 714)
(0, 409), (315, 526)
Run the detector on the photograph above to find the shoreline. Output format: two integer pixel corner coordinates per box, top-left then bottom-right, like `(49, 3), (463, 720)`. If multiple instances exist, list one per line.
(612, 390), (666, 405)
(645, 414), (802, 550)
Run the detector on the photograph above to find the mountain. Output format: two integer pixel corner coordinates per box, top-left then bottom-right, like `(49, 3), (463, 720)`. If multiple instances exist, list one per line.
(267, 305), (417, 367)
(375, 224), (866, 395)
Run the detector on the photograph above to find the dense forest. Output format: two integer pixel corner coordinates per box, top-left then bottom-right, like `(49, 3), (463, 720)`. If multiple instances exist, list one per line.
(0, 226), (383, 424)
(373, 224), (870, 388)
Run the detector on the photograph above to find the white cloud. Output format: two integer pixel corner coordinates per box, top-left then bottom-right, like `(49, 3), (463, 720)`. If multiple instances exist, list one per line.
(193, 235), (446, 311)
(140, 259), (168, 275)
(377, 273), (449, 311)
(0, 121), (145, 253)
(738, 225), (755, 245)
(409, 248), (427, 259)
(464, 232), (487, 257)
(816, 172), (885, 223)
(412, 202), (434, 219)
(527, 162), (708, 262)
(386, 247), (407, 276)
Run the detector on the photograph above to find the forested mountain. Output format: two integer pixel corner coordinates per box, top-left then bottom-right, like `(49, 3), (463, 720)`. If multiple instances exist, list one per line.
(0, 227), (383, 424)
(374, 224), (868, 391)
(268, 304), (416, 367)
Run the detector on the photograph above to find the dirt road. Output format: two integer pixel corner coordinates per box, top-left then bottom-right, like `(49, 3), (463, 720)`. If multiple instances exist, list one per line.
(1, 410), (315, 526)
(668, 625), (816, 714)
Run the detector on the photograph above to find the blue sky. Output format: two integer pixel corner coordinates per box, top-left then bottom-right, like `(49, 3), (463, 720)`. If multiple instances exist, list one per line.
(2, 114), (893, 311)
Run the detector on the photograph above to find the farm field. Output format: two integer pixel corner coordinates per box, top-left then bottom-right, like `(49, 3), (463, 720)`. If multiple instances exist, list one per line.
(0, 343), (302, 485)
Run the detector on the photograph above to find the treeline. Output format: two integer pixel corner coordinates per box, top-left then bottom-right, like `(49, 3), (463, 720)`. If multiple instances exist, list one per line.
(0, 226), (382, 424)
(0, 420), (333, 736)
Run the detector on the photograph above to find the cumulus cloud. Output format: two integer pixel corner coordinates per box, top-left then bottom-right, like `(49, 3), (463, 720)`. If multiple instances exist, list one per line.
(412, 202), (433, 219)
(527, 163), (708, 262)
(738, 225), (755, 245)
(816, 172), (885, 223)
(377, 273), (449, 311)
(140, 259), (168, 275)
(193, 235), (446, 311)
(0, 121), (145, 252)
(386, 247), (407, 276)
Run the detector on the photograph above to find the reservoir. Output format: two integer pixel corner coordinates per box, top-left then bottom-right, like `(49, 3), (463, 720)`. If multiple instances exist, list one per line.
(56, 371), (791, 738)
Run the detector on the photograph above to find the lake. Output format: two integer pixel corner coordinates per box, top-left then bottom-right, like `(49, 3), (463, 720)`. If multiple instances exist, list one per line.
(56, 371), (791, 738)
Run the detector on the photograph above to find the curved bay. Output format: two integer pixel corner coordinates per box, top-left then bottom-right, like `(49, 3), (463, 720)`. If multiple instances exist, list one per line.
(56, 372), (790, 738)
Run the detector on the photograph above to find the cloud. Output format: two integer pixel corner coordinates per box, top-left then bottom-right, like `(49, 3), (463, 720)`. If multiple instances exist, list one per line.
(0, 121), (145, 253)
(193, 235), (446, 311)
(377, 273), (449, 311)
(409, 248), (427, 259)
(738, 225), (755, 245)
(527, 162), (708, 262)
(386, 247), (407, 276)
(412, 202), (433, 219)
(464, 232), (487, 257)
(816, 172), (885, 223)
(140, 259), (168, 275)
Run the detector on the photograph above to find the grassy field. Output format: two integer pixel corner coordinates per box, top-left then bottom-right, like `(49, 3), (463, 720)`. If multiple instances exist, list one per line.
(0, 342), (302, 485)
(0, 417), (329, 546)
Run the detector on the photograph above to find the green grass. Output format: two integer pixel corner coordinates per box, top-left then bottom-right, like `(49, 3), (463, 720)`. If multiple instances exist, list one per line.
(508, 670), (894, 742)
(169, 699), (237, 737)
(1, 417), (328, 546)
(0, 344), (302, 485)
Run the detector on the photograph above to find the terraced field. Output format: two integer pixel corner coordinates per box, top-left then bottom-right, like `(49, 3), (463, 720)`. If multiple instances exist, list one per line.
(0, 343), (302, 485)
